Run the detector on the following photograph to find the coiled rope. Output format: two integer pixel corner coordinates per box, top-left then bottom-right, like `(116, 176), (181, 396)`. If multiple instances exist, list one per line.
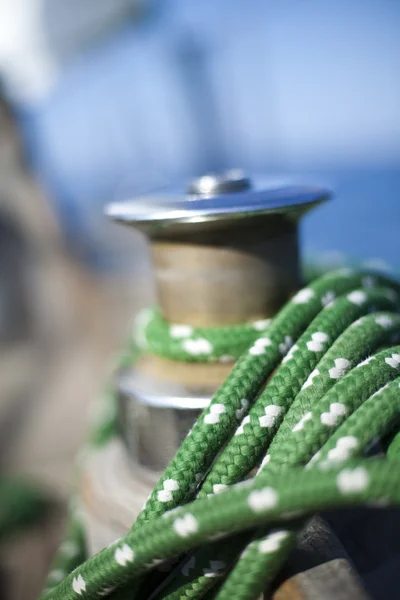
(41, 268), (400, 600)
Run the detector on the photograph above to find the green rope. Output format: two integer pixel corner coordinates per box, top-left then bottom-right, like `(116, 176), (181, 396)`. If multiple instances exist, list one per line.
(151, 301), (400, 600)
(137, 306), (271, 362)
(205, 361), (400, 600)
(40, 461), (400, 600)
(42, 511), (87, 596)
(41, 268), (400, 600)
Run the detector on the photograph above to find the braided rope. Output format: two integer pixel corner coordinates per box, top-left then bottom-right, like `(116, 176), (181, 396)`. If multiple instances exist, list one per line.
(40, 269), (400, 600)
(41, 460), (400, 600)
(152, 296), (400, 600)
(208, 364), (400, 600)
(137, 307), (271, 363)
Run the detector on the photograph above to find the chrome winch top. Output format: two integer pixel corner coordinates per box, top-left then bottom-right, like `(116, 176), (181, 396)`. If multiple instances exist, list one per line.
(106, 170), (330, 234)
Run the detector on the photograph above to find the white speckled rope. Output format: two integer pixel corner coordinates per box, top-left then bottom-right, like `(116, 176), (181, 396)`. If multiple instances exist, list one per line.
(135, 306), (271, 362)
(41, 269), (400, 600)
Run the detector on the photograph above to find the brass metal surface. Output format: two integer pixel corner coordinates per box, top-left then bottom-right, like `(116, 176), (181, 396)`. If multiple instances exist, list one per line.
(151, 216), (300, 326)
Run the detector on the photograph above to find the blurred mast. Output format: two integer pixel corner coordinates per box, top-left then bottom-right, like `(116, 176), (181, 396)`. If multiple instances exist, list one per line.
(173, 30), (228, 175)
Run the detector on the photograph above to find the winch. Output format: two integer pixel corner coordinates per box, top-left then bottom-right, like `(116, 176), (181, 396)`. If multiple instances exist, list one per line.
(106, 171), (328, 472)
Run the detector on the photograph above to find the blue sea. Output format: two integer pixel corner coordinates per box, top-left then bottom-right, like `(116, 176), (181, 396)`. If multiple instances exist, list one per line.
(301, 166), (400, 274)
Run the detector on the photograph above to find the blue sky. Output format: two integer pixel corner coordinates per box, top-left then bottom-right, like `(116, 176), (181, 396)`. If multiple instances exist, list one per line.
(165, 0), (400, 168)
(36, 0), (400, 188)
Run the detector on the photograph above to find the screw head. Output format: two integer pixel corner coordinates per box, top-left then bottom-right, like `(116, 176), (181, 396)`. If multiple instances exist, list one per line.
(187, 170), (252, 197)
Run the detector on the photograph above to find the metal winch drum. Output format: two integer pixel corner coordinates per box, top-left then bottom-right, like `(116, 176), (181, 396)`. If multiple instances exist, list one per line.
(109, 172), (328, 471)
